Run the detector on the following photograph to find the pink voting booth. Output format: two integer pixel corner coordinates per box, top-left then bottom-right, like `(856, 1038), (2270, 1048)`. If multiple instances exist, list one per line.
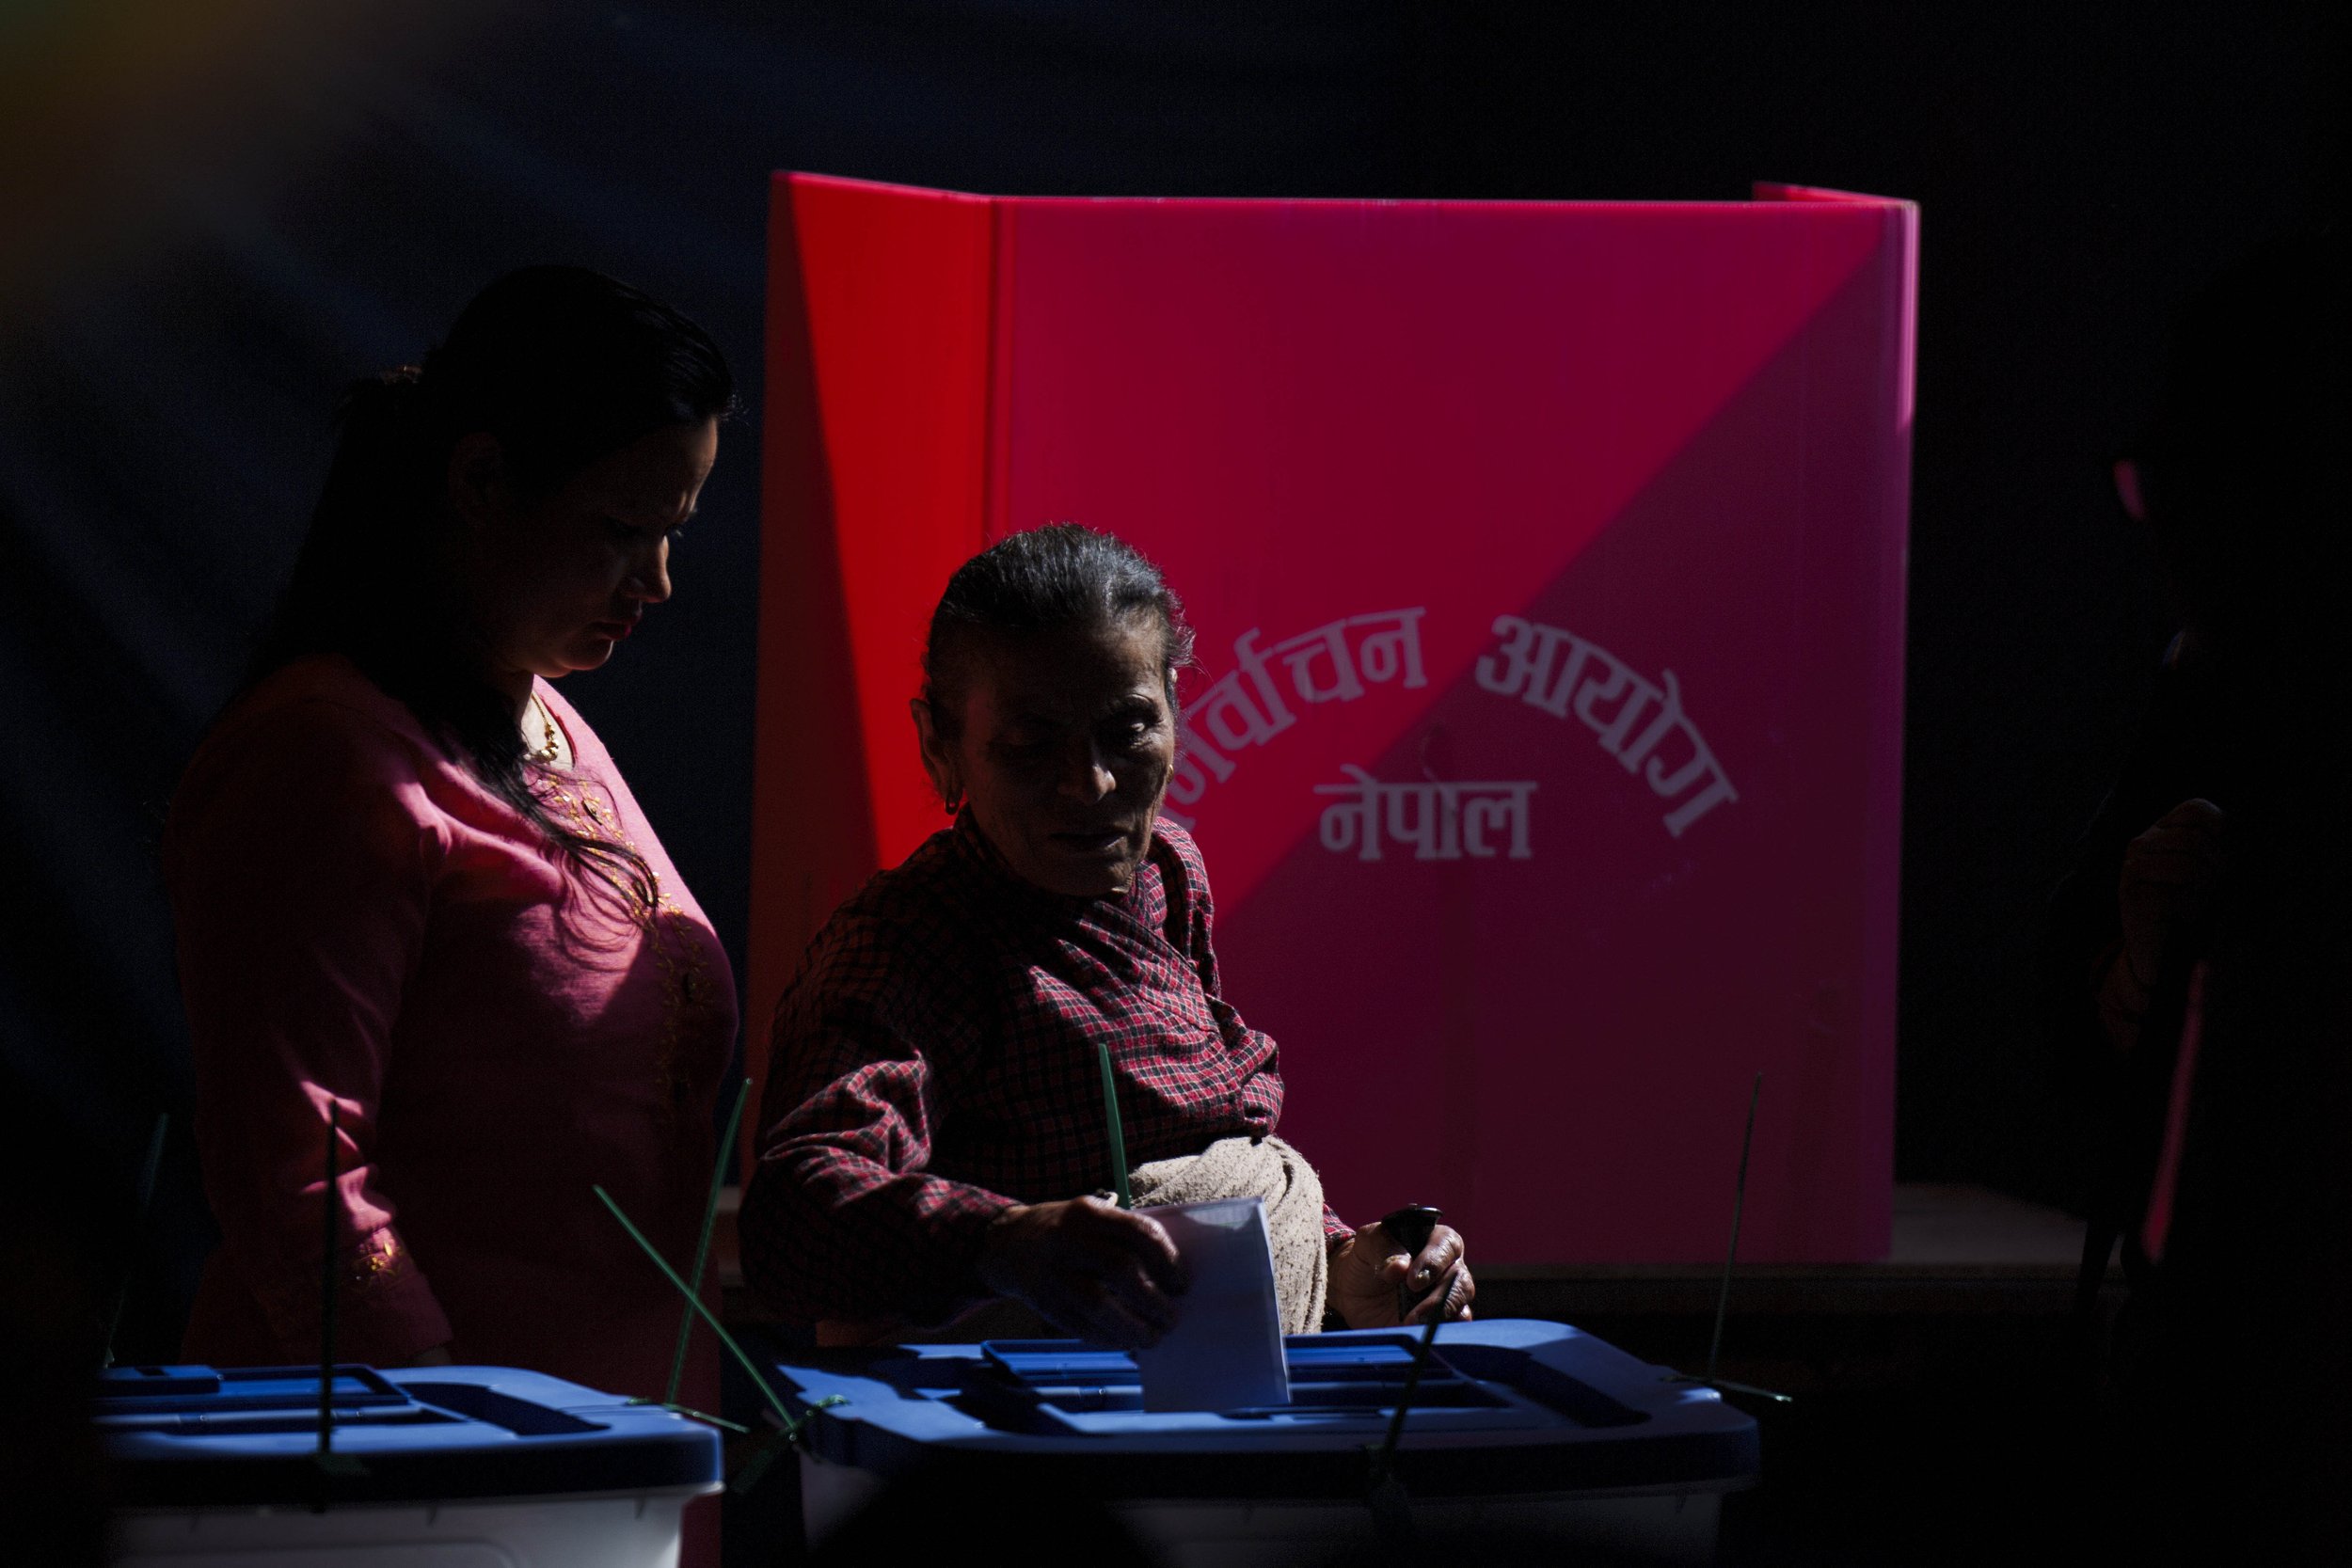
(751, 173), (1916, 1264)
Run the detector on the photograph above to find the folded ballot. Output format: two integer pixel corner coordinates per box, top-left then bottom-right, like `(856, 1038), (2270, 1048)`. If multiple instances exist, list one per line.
(1133, 1196), (1291, 1413)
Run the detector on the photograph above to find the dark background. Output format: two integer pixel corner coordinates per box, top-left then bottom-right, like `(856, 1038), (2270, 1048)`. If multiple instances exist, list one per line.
(3, 1), (2344, 1362)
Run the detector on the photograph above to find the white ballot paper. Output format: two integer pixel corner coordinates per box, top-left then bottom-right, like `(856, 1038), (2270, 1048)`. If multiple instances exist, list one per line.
(1133, 1196), (1292, 1413)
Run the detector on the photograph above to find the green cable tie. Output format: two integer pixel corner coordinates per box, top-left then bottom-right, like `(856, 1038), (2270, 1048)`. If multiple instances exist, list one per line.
(628, 1397), (750, 1434)
(593, 1184), (801, 1435)
(728, 1396), (847, 1497)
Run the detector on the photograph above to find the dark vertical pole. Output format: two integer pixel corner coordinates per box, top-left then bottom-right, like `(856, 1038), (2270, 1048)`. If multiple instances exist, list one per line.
(318, 1101), (341, 1465)
(1706, 1073), (1763, 1386)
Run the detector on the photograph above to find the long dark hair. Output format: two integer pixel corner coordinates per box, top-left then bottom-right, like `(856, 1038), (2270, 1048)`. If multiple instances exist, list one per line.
(249, 265), (737, 911)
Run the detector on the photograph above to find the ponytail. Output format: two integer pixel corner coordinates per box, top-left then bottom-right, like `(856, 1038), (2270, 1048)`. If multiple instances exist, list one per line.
(247, 368), (440, 687)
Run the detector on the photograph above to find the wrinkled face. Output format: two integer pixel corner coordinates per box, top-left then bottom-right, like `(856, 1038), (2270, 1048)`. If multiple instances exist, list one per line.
(918, 617), (1178, 898)
(457, 419), (719, 686)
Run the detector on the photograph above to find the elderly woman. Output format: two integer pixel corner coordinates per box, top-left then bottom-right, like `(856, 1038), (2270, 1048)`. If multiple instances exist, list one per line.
(167, 267), (739, 1402)
(743, 525), (1471, 1347)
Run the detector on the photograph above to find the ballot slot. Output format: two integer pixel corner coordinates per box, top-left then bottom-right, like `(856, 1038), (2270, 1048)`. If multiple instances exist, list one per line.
(135, 1408), (467, 1438)
(94, 1365), (414, 1425)
(979, 1342), (1138, 1384)
(949, 1335), (1641, 1434)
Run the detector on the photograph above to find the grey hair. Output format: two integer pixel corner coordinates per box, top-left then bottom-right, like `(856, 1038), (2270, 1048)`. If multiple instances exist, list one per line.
(920, 524), (1197, 739)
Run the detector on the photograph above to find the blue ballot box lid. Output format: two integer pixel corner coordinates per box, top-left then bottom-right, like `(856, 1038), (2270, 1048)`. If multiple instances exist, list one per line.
(95, 1364), (722, 1509)
(771, 1319), (1757, 1500)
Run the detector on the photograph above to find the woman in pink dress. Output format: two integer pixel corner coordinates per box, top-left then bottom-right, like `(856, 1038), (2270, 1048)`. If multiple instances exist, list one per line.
(165, 267), (739, 1409)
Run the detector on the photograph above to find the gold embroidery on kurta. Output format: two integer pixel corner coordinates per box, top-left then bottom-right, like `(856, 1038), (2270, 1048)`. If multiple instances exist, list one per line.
(539, 780), (719, 1134)
(344, 1227), (413, 1294)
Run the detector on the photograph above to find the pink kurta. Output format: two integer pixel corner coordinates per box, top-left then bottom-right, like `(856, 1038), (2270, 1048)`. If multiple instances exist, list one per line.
(167, 654), (737, 1407)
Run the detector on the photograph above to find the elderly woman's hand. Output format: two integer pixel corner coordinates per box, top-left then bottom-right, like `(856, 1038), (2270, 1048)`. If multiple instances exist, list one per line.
(977, 1196), (1190, 1350)
(1327, 1220), (1473, 1329)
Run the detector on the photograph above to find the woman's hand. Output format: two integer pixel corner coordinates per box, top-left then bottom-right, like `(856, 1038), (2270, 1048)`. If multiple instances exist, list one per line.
(1327, 1220), (1474, 1329)
(976, 1196), (1188, 1350)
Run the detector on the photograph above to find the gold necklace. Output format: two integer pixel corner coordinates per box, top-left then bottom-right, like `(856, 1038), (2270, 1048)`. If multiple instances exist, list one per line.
(523, 692), (563, 766)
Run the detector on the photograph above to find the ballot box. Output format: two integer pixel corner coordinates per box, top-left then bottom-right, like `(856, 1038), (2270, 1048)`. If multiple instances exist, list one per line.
(98, 1363), (721, 1567)
(774, 1319), (1756, 1564)
(754, 173), (1917, 1264)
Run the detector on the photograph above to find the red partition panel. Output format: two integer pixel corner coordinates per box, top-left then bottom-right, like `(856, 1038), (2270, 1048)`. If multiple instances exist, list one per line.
(754, 173), (1916, 1263)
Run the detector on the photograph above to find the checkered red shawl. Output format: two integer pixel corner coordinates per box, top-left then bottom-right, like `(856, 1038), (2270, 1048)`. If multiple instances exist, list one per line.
(741, 815), (1348, 1324)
